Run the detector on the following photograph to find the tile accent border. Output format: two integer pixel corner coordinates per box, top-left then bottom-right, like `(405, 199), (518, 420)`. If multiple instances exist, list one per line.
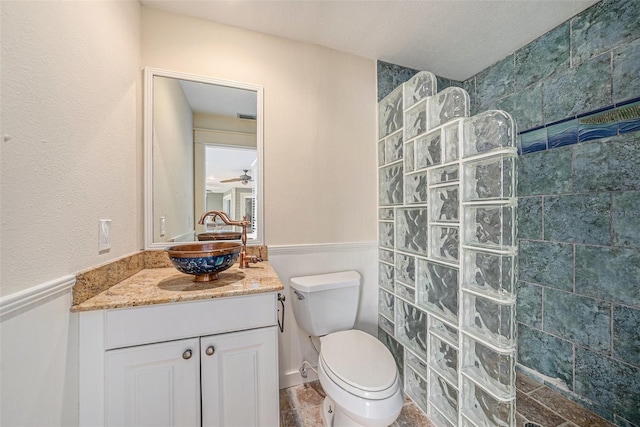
(518, 97), (640, 154)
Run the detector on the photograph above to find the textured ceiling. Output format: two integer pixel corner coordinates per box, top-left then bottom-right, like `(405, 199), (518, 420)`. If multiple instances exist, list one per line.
(141, 0), (599, 81)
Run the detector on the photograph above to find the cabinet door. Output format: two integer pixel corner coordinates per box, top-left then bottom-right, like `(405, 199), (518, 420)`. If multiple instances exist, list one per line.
(105, 338), (200, 427)
(201, 326), (279, 427)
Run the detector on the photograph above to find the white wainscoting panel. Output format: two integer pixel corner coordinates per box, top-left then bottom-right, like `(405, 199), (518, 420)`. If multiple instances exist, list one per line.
(0, 276), (79, 426)
(268, 241), (377, 388)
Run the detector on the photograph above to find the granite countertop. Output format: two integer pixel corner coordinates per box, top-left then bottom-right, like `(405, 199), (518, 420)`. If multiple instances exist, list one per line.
(71, 261), (283, 312)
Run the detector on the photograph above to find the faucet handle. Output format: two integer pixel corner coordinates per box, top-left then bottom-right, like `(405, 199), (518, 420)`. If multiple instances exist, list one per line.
(241, 247), (263, 267)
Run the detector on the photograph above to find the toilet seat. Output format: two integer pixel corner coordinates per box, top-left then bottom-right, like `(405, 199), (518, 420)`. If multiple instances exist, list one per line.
(320, 330), (399, 400)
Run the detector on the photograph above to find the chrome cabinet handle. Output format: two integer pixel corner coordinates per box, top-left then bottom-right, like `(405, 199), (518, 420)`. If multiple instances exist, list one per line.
(205, 346), (215, 356)
(182, 349), (192, 360)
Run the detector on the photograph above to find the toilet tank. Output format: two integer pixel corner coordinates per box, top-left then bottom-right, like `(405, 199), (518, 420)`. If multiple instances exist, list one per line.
(289, 271), (361, 337)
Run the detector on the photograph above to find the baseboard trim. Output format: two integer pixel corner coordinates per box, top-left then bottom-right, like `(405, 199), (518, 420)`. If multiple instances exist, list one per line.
(279, 369), (319, 390)
(0, 274), (76, 318)
(269, 241), (377, 255)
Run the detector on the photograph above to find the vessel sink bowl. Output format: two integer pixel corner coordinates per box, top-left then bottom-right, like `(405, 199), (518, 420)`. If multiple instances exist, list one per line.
(165, 242), (242, 282)
(197, 231), (242, 241)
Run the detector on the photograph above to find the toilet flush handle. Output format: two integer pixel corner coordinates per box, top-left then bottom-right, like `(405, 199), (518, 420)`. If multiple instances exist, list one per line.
(293, 290), (305, 300)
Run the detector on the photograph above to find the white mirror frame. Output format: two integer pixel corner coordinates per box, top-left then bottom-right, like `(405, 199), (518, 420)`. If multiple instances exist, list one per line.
(144, 67), (264, 249)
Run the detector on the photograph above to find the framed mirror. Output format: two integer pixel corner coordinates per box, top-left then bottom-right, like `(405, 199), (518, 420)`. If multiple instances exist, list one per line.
(144, 67), (264, 249)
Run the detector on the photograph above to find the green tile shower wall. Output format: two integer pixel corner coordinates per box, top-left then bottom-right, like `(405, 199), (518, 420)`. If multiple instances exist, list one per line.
(377, 0), (640, 425)
(467, 0), (640, 155)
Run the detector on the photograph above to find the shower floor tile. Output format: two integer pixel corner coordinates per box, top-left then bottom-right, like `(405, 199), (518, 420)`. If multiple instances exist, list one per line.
(515, 372), (616, 427)
(280, 374), (614, 427)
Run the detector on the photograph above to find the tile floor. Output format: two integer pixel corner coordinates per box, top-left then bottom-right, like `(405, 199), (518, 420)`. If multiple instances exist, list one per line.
(279, 380), (433, 427)
(279, 373), (614, 427)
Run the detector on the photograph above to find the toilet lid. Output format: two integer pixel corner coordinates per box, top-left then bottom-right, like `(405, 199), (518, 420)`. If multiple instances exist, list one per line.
(320, 330), (398, 398)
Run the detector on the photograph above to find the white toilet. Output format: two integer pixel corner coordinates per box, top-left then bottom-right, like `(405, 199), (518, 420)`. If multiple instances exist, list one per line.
(290, 271), (403, 427)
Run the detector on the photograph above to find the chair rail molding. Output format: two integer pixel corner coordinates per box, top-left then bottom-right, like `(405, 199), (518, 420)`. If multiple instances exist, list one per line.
(0, 275), (76, 318)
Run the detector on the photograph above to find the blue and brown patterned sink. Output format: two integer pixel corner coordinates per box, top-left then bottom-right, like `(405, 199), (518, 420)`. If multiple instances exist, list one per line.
(165, 242), (242, 282)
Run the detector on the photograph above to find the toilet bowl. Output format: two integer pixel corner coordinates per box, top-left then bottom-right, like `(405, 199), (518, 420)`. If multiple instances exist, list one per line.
(317, 330), (403, 427)
(289, 271), (403, 427)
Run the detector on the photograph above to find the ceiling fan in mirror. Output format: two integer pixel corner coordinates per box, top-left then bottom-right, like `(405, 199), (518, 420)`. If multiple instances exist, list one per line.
(221, 170), (253, 185)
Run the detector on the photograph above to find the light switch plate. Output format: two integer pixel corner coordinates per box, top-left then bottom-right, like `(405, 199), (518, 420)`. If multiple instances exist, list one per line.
(99, 219), (112, 251)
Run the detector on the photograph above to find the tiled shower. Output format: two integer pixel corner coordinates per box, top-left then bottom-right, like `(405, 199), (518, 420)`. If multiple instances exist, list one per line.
(377, 0), (640, 425)
(378, 71), (518, 426)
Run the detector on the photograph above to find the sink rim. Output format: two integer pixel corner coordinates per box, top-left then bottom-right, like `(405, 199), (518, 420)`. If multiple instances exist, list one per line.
(196, 231), (242, 241)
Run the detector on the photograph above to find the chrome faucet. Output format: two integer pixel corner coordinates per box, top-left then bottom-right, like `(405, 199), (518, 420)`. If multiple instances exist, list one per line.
(197, 210), (261, 268)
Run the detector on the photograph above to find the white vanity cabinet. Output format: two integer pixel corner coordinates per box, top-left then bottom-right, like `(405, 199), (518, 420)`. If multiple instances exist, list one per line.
(201, 327), (278, 426)
(79, 293), (280, 427)
(105, 337), (201, 427)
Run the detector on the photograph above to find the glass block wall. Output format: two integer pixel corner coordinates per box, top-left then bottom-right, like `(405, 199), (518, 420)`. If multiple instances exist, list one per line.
(378, 71), (518, 427)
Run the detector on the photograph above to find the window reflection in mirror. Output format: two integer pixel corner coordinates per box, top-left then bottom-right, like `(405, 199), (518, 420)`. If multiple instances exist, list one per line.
(144, 68), (263, 248)
(200, 145), (257, 240)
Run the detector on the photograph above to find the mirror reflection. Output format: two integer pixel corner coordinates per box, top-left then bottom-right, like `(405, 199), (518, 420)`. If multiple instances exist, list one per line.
(145, 69), (262, 248)
(201, 145), (256, 237)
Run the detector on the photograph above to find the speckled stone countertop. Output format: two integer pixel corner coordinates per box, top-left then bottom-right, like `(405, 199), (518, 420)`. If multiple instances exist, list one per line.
(71, 256), (282, 312)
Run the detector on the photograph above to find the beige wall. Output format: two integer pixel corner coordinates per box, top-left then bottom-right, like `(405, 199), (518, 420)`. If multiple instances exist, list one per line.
(1, 4), (378, 296)
(193, 115), (257, 148)
(1, 1), (140, 425)
(194, 113), (257, 136)
(0, 0), (141, 295)
(0, 5), (380, 410)
(142, 7), (378, 246)
(152, 76), (194, 242)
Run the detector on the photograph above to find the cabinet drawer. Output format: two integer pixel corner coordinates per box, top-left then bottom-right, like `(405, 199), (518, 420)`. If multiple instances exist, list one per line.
(105, 293), (276, 349)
